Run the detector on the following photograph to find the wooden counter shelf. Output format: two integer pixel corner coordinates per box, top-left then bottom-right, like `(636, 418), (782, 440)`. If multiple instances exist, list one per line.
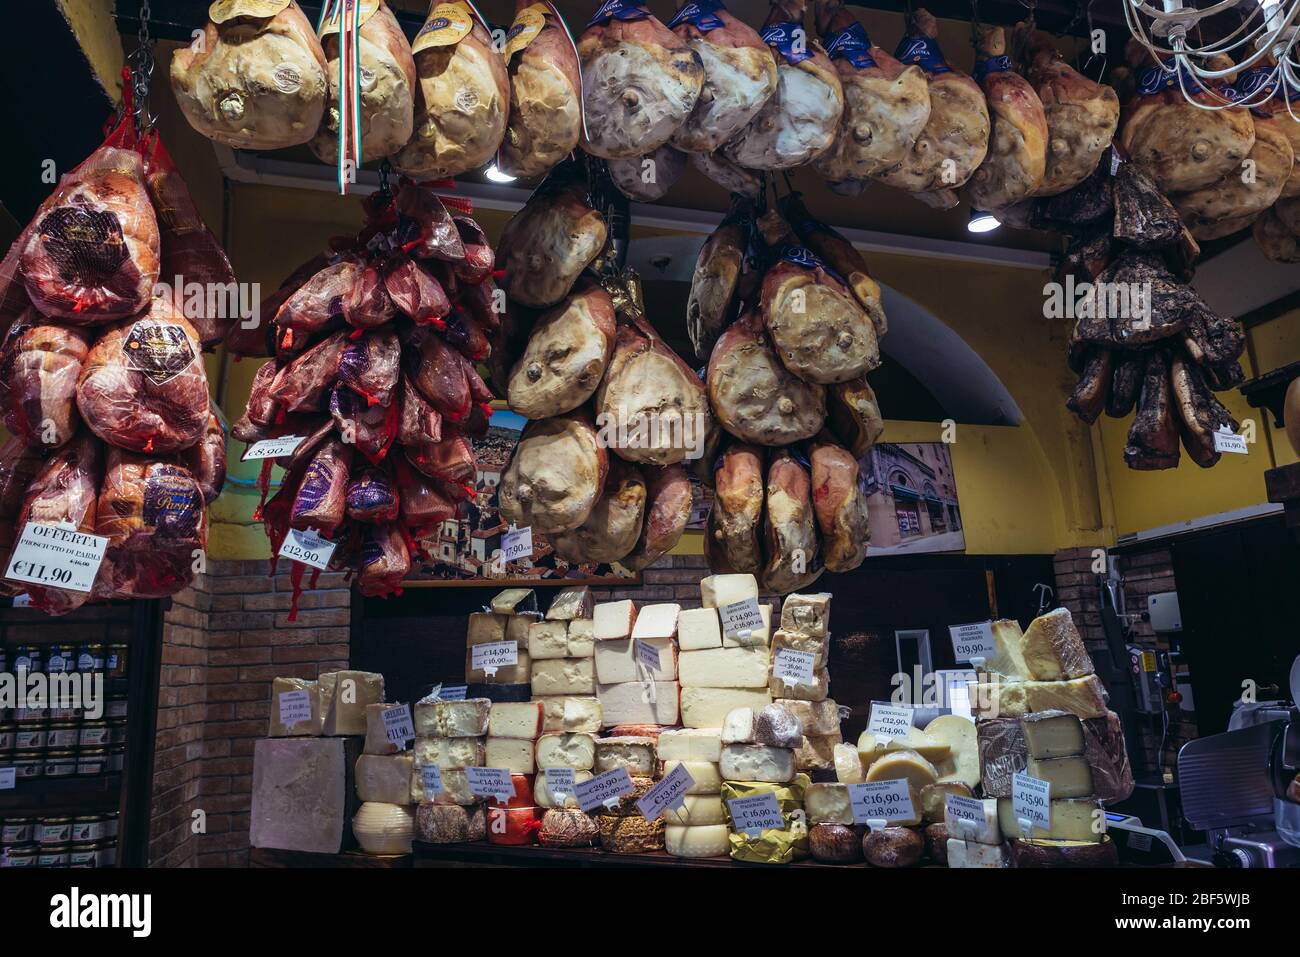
(412, 840), (862, 868)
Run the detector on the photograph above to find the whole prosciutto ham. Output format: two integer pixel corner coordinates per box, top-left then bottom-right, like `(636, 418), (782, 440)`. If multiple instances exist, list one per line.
(812, 0), (930, 192)
(16, 433), (101, 616)
(0, 311), (91, 448)
(668, 0), (778, 154)
(723, 0), (844, 170)
(498, 0), (584, 180)
(578, 0), (705, 160)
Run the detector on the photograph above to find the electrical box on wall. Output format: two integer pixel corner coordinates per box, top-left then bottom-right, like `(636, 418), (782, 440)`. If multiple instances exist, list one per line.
(1148, 591), (1182, 633)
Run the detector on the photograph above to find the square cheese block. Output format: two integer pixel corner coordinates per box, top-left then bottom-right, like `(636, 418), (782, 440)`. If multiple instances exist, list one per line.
(466, 612), (509, 647)
(1022, 710), (1085, 759)
(487, 701), (544, 739)
(269, 677), (323, 737)
(421, 766), (477, 806)
(975, 675), (1108, 720)
(778, 698), (841, 736)
(722, 604), (771, 648)
(465, 649), (531, 684)
(505, 613), (540, 648)
(700, 573), (758, 609)
(566, 619), (595, 658)
(657, 728), (722, 763)
(984, 619), (1029, 679)
(595, 639), (637, 684)
(594, 600), (637, 640)
(363, 703), (400, 755)
(534, 769), (593, 808)
(805, 782), (852, 824)
(976, 716), (1027, 798)
(664, 794), (726, 826)
(794, 732), (842, 772)
(597, 681), (680, 727)
(356, 753), (415, 805)
(680, 687), (772, 728)
(485, 736), (536, 774)
(720, 707), (755, 744)
(320, 671), (384, 736)
(534, 695), (603, 733)
(925, 715), (980, 790)
(536, 732), (597, 770)
(530, 658), (596, 696)
(414, 735), (485, 770)
(779, 593), (831, 637)
(413, 698), (491, 738)
(251, 737), (359, 854)
(1025, 755), (1094, 798)
(527, 620), (573, 660)
(1022, 608), (1095, 680)
(666, 823), (729, 858)
(947, 838), (1008, 868)
(770, 629), (828, 666)
(677, 607), (722, 650)
(680, 647), (769, 688)
(944, 796), (1000, 844)
(996, 797), (1103, 841)
(631, 603), (681, 640)
(768, 667), (830, 701)
(833, 743), (864, 783)
(661, 760), (722, 794)
(594, 736), (657, 776)
(546, 586), (593, 621)
(490, 588), (538, 616)
(720, 744), (795, 783)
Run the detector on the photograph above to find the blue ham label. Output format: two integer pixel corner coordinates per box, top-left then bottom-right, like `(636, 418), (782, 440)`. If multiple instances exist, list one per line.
(781, 244), (825, 269)
(762, 21), (813, 65)
(972, 54), (1011, 84)
(667, 0), (726, 32)
(1136, 62), (1228, 98)
(587, 0), (650, 28)
(142, 469), (202, 538)
(292, 457), (341, 520)
(823, 22), (877, 69)
(894, 35), (951, 74)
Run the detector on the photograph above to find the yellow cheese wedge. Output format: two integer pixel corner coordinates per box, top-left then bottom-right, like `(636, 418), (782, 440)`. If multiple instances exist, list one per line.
(863, 749), (938, 791)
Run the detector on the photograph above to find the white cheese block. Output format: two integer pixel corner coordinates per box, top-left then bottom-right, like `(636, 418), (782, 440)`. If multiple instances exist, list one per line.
(566, 619), (595, 658)
(465, 649), (531, 684)
(778, 698), (842, 736)
(352, 802), (415, 855)
(793, 732), (841, 771)
(485, 736), (536, 774)
(677, 607), (722, 650)
(770, 628), (828, 666)
(631, 603), (680, 639)
(719, 744), (795, 783)
(680, 647), (769, 688)
(664, 794), (726, 826)
(535, 732), (597, 770)
(666, 824), (729, 858)
(596, 681), (680, 727)
(985, 618), (1029, 680)
(661, 760), (722, 794)
(974, 675), (1108, 719)
(546, 586), (593, 621)
(593, 600), (637, 640)
(320, 671), (384, 736)
(1025, 755), (1094, 798)
(947, 838), (1008, 868)
(1021, 608), (1094, 680)
(594, 736), (657, 775)
(356, 753), (415, 805)
(864, 749), (939, 790)
(925, 714), (980, 789)
(421, 766), (477, 805)
(466, 612), (510, 646)
(768, 666), (829, 701)
(530, 658), (595, 696)
(639, 638), (679, 680)
(251, 738), (356, 854)
(534, 769), (594, 808)
(363, 703), (399, 755)
(533, 695), (603, 733)
(490, 588), (538, 615)
(680, 687), (772, 728)
(527, 620), (572, 660)
(779, 593), (831, 637)
(505, 613), (540, 648)
(414, 735), (485, 770)
(996, 797), (1104, 842)
(722, 603), (771, 648)
(414, 698), (491, 738)
(657, 728), (723, 763)
(595, 639), (637, 684)
(487, 701), (544, 739)
(805, 782), (852, 824)
(720, 707), (756, 744)
(269, 677), (322, 737)
(833, 743), (865, 783)
(945, 796), (1000, 844)
(700, 573), (758, 609)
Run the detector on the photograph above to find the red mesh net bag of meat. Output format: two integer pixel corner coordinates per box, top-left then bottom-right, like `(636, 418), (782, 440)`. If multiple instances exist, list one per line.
(0, 438), (47, 595)
(329, 386), (398, 463)
(336, 328), (400, 406)
(356, 522), (411, 597)
(182, 409), (228, 505)
(0, 308), (92, 448)
(290, 438), (352, 535)
(346, 466), (400, 523)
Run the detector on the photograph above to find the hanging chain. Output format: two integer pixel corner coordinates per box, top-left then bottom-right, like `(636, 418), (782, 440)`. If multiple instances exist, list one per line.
(130, 0), (156, 134)
(970, 0), (980, 52)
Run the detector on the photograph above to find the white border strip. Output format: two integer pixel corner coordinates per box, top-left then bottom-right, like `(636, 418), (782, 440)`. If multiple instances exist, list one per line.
(1116, 502), (1285, 546)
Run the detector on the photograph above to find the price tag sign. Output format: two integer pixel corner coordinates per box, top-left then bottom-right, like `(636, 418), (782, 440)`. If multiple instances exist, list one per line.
(1212, 426), (1249, 455)
(471, 640), (518, 677)
(277, 690), (313, 728)
(544, 768), (576, 802)
(945, 794), (988, 836)
(241, 435), (305, 460)
(0, 768), (14, 791)
(636, 639), (663, 672)
(720, 597), (764, 642)
(383, 704), (415, 749)
(4, 522), (109, 594)
(636, 762), (695, 822)
(1012, 771), (1051, 830)
(436, 684), (467, 701)
(467, 767), (516, 803)
(501, 526), (533, 562)
(867, 703), (914, 740)
(420, 765), (443, 800)
(726, 792), (785, 837)
(11, 593), (31, 608)
(849, 780), (915, 824)
(772, 648), (816, 687)
(948, 681), (973, 721)
(949, 621), (996, 662)
(575, 767), (634, 812)
(277, 527), (336, 571)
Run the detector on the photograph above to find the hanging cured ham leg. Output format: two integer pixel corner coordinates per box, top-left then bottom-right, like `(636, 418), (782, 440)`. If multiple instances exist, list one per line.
(498, 0), (584, 180)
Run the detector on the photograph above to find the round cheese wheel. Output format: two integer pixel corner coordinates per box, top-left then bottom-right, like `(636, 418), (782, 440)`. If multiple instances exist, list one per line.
(416, 803), (486, 844)
(810, 823), (865, 863)
(665, 824), (729, 858)
(863, 826), (924, 868)
(924, 822), (950, 864)
(1009, 836), (1119, 868)
(353, 802), (415, 855)
(538, 809), (600, 847)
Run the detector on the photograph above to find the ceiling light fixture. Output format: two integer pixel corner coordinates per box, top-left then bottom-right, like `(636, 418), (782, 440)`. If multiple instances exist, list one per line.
(968, 209), (1001, 234)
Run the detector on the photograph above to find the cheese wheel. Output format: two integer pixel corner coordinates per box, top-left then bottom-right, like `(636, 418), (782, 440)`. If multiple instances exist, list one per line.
(486, 806), (541, 845)
(666, 824), (730, 858)
(533, 769), (593, 809)
(599, 813), (666, 853)
(661, 760), (722, 794)
(1009, 836), (1119, 867)
(663, 794), (726, 826)
(810, 823), (865, 863)
(596, 776), (656, 815)
(538, 808), (600, 847)
(352, 802), (415, 855)
(864, 749), (938, 791)
(416, 803), (486, 844)
(536, 732), (597, 770)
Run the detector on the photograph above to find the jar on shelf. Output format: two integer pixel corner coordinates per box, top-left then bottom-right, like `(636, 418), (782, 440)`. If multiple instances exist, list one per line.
(102, 815), (119, 839)
(14, 725), (46, 751)
(68, 842), (98, 868)
(104, 697), (128, 720)
(44, 644), (76, 674)
(43, 750), (77, 779)
(37, 844), (71, 868)
(11, 749), (43, 781)
(1, 817), (35, 845)
(11, 645), (42, 674)
(106, 644), (128, 678)
(106, 744), (125, 774)
(0, 722), (15, 757)
(107, 719), (127, 745)
(45, 722), (79, 750)
(77, 748), (108, 777)
(2, 843), (38, 868)
(76, 643), (106, 674)
(95, 839), (117, 867)
(38, 817), (74, 845)
(13, 705), (47, 724)
(70, 816), (107, 843)
(79, 721), (110, 748)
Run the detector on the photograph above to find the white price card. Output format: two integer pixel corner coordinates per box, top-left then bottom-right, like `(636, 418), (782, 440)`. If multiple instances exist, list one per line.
(383, 704), (415, 748)
(277, 690), (313, 728)
(720, 597), (765, 642)
(772, 648), (816, 687)
(636, 639), (663, 672)
(435, 684), (467, 701)
(241, 434), (305, 461)
(420, 765), (443, 800)
(636, 762), (695, 822)
(0, 768), (14, 791)
(544, 768), (576, 801)
(726, 792), (785, 837)
(575, 768), (635, 813)
(11, 593), (30, 608)
(1012, 771), (1051, 831)
(949, 621), (996, 662)
(4, 522), (109, 594)
(501, 526), (533, 562)
(467, 767), (516, 802)
(867, 702), (914, 740)
(948, 681), (973, 721)
(277, 527), (337, 571)
(1212, 426), (1249, 455)
(849, 781), (914, 825)
(471, 640), (518, 677)
(945, 794), (988, 836)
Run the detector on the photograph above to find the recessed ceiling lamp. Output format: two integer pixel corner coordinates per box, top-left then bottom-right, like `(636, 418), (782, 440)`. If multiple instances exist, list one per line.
(484, 164), (517, 183)
(968, 209), (1001, 234)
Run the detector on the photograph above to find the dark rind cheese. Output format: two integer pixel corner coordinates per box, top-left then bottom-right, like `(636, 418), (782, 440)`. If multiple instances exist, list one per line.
(809, 823), (864, 863)
(924, 822), (949, 864)
(1009, 836), (1119, 868)
(466, 682), (533, 703)
(1080, 711), (1135, 803)
(539, 808), (600, 847)
(977, 716), (1027, 798)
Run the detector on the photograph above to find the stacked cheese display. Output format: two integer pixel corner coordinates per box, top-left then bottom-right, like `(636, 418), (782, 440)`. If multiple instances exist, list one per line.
(413, 697), (491, 844)
(658, 727), (728, 858)
(971, 608), (1133, 867)
(772, 593), (841, 772)
(464, 609), (533, 700)
(484, 701), (544, 845)
(594, 734), (666, 853)
(678, 575), (773, 728)
(594, 600), (681, 725)
(529, 586), (600, 722)
(720, 701), (812, 863)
